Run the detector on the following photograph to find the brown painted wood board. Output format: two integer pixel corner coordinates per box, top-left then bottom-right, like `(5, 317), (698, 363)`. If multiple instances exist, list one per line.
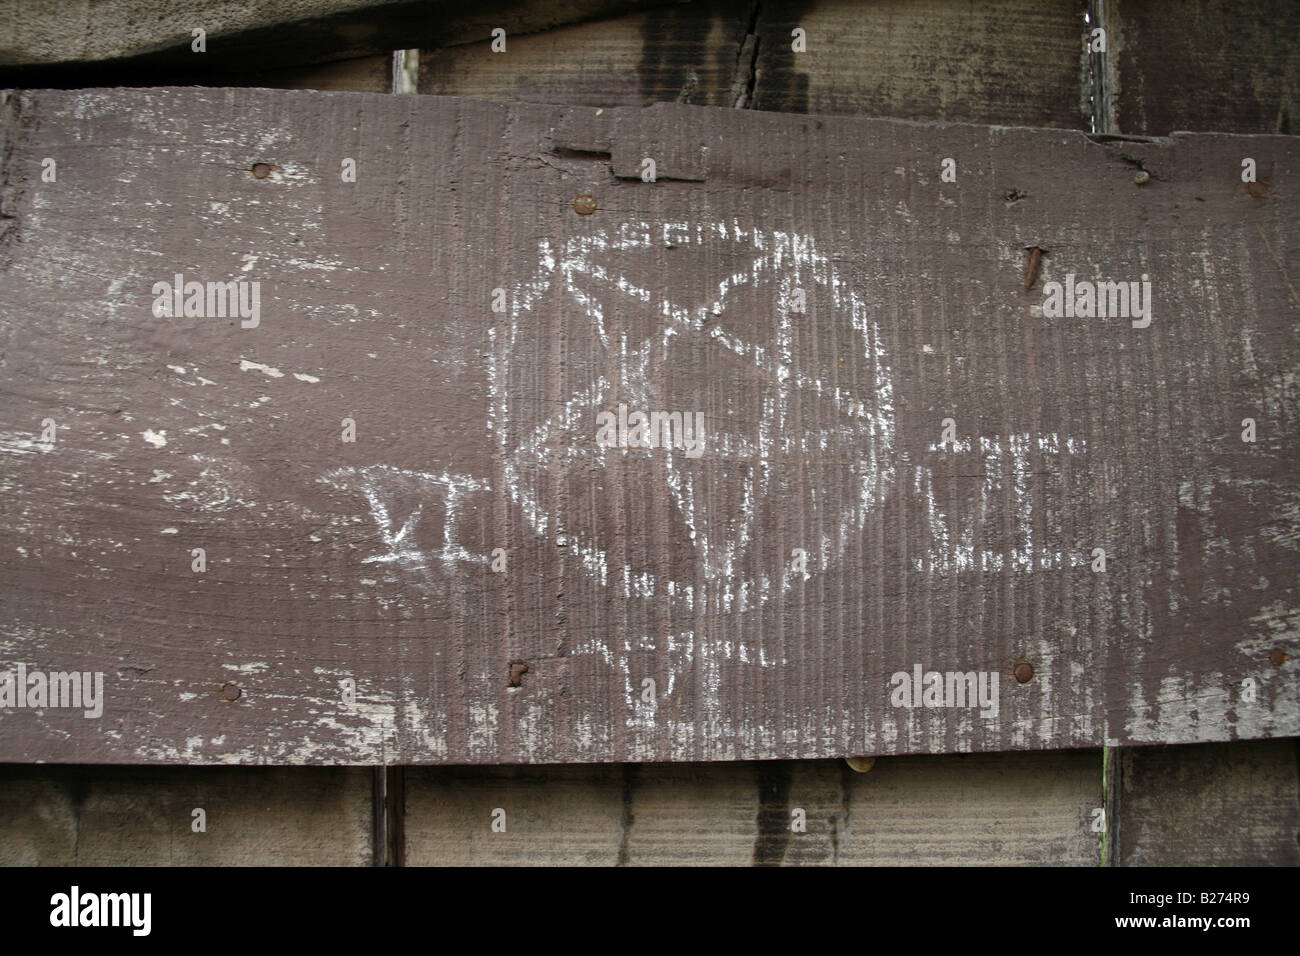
(0, 88), (1297, 765)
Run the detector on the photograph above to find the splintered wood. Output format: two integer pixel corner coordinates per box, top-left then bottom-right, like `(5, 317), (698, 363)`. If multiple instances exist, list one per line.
(0, 88), (1296, 764)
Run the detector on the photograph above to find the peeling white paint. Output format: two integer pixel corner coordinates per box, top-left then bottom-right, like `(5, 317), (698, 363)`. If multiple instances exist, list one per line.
(239, 359), (284, 378)
(0, 435), (55, 456)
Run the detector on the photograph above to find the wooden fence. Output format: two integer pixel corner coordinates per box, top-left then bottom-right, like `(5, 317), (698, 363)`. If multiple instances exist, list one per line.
(0, 0), (1296, 864)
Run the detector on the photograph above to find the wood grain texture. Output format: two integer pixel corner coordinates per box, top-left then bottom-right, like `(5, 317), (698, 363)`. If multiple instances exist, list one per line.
(750, 0), (1091, 128)
(1115, 739), (1300, 865)
(0, 765), (373, 864)
(419, 0), (753, 108)
(1111, 0), (1300, 136)
(0, 0), (682, 71)
(403, 752), (1104, 865)
(0, 88), (1297, 765)
(239, 54), (397, 94)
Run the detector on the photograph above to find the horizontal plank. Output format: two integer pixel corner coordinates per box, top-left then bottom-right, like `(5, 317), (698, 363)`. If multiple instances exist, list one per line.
(239, 54), (397, 94)
(3, 744), (1293, 864)
(0, 765), (373, 864)
(1116, 739), (1300, 865)
(751, 0), (1090, 128)
(404, 752), (1105, 865)
(418, 0), (1093, 126)
(1111, 0), (1300, 135)
(420, 0), (753, 108)
(0, 88), (1296, 764)
(0, 0), (680, 71)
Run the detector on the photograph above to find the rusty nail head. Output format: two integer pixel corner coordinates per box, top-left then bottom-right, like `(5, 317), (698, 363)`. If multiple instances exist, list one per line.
(250, 163), (274, 179)
(508, 661), (529, 687)
(1013, 661), (1034, 684)
(221, 682), (242, 701)
(573, 194), (597, 215)
(1269, 649), (1288, 667)
(1024, 245), (1045, 291)
(1246, 180), (1270, 199)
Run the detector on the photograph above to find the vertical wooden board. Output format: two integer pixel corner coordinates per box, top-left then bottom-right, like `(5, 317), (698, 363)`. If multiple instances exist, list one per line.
(1116, 739), (1300, 865)
(1111, 0), (1300, 135)
(0, 89), (1297, 766)
(403, 753), (1102, 864)
(751, 0), (1090, 128)
(420, 1), (754, 107)
(0, 766), (373, 864)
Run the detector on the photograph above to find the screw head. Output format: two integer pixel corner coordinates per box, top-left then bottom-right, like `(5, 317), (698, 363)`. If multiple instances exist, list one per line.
(573, 194), (597, 215)
(845, 756), (876, 773)
(250, 163), (274, 180)
(221, 682), (242, 701)
(1133, 171), (1150, 185)
(1013, 661), (1034, 684)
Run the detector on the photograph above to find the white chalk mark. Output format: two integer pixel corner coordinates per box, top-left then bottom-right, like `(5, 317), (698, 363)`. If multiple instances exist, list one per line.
(238, 359), (284, 378)
(319, 464), (489, 577)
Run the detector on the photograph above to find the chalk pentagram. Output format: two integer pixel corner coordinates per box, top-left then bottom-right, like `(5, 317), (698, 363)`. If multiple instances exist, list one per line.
(491, 220), (896, 613)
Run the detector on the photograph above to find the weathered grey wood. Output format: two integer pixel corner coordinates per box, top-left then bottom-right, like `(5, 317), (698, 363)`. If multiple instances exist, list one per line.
(0, 0), (681, 70)
(420, 0), (753, 108)
(0, 88), (1296, 764)
(239, 54), (397, 93)
(1087, 0), (1118, 135)
(1115, 739), (1300, 865)
(0, 765), (373, 864)
(750, 0), (1091, 128)
(0, 0), (398, 65)
(419, 0), (1095, 127)
(1111, 0), (1300, 135)
(403, 752), (1105, 865)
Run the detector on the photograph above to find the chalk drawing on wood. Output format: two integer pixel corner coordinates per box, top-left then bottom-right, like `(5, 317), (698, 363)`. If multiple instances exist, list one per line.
(494, 221), (898, 612)
(318, 465), (489, 584)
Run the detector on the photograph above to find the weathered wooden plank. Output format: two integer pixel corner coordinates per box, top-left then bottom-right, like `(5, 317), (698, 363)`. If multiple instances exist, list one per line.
(1110, 0), (1300, 135)
(238, 54), (397, 94)
(0, 88), (1297, 764)
(403, 753), (1104, 865)
(419, 1), (753, 108)
(0, 765), (373, 864)
(750, 0), (1091, 128)
(0, 0), (681, 71)
(1114, 739), (1300, 865)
